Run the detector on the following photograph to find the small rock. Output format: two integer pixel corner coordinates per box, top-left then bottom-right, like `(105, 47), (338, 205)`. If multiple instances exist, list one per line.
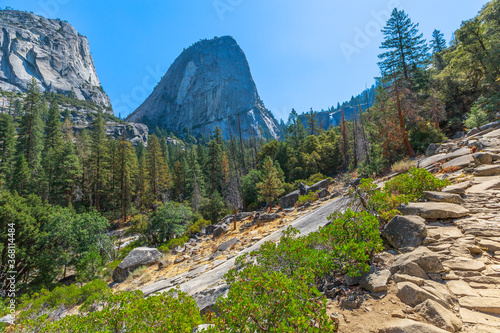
(217, 238), (239, 252)
(414, 299), (463, 332)
(360, 268), (391, 293)
(423, 191), (464, 205)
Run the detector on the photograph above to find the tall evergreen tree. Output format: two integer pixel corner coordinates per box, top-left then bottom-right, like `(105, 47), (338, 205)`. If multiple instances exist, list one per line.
(55, 139), (81, 206)
(116, 137), (137, 221)
(378, 9), (429, 80)
(207, 127), (225, 194)
(11, 155), (30, 196)
(146, 134), (170, 201)
(305, 108), (319, 135)
(0, 113), (16, 186)
(17, 77), (44, 174)
(41, 101), (64, 202)
(430, 29), (447, 70)
(256, 157), (284, 209)
(136, 152), (150, 209)
(89, 111), (109, 210)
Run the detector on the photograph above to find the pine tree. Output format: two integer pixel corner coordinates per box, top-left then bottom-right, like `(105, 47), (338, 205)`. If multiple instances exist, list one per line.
(89, 111), (109, 210)
(11, 155), (30, 196)
(0, 113), (16, 187)
(146, 134), (170, 201)
(55, 139), (81, 206)
(286, 108), (306, 151)
(76, 129), (92, 207)
(136, 152), (150, 209)
(207, 127), (224, 194)
(17, 77), (44, 174)
(41, 101), (64, 202)
(256, 156), (284, 208)
(430, 29), (447, 70)
(116, 137), (137, 221)
(378, 9), (429, 80)
(305, 108), (319, 135)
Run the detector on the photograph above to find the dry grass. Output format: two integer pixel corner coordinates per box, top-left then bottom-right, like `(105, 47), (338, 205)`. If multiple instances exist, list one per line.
(391, 159), (415, 174)
(126, 265), (148, 283)
(441, 165), (461, 173)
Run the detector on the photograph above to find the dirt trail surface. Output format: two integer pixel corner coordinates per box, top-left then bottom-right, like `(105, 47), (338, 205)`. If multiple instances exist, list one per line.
(140, 196), (351, 296)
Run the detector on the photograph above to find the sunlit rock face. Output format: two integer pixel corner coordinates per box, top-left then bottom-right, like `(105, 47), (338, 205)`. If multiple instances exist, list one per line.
(127, 36), (281, 139)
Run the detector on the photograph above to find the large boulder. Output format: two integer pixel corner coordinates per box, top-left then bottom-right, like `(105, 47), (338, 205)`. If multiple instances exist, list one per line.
(399, 202), (470, 219)
(192, 284), (230, 315)
(426, 143), (441, 156)
(423, 191), (464, 205)
(212, 224), (229, 238)
(472, 152), (494, 165)
(391, 247), (445, 278)
(299, 182), (309, 195)
(112, 247), (162, 283)
(382, 215), (427, 249)
(415, 299), (463, 332)
(309, 179), (331, 193)
(279, 190), (300, 208)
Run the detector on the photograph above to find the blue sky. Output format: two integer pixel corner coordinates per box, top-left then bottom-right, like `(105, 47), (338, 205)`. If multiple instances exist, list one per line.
(3, 0), (490, 121)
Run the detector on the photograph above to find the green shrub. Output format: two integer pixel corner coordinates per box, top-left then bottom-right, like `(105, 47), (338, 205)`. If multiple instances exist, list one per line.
(384, 167), (450, 200)
(186, 218), (211, 238)
(464, 102), (493, 130)
(19, 289), (202, 333)
(208, 266), (336, 332)
(409, 122), (446, 153)
(246, 227), (335, 282)
(296, 191), (318, 206)
(17, 280), (110, 322)
(322, 210), (383, 277)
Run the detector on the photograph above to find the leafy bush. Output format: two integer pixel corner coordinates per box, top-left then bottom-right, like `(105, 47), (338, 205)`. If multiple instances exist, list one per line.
(322, 210), (383, 277)
(296, 190), (318, 206)
(465, 102), (493, 130)
(18, 289), (202, 333)
(208, 266), (336, 333)
(17, 280), (110, 322)
(409, 122), (446, 153)
(186, 218), (211, 238)
(384, 167), (450, 200)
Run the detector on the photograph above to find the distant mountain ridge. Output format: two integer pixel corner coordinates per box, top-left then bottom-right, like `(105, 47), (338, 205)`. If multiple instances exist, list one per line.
(298, 85), (376, 130)
(126, 36), (281, 139)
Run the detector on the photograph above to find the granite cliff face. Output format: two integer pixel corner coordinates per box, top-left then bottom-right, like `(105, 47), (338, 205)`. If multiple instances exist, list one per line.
(127, 36), (281, 139)
(0, 10), (111, 109)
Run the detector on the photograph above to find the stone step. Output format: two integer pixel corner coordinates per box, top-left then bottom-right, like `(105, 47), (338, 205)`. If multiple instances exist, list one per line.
(459, 296), (500, 315)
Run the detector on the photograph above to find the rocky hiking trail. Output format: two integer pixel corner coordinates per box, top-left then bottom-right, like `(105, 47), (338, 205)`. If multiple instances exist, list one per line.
(114, 123), (500, 332)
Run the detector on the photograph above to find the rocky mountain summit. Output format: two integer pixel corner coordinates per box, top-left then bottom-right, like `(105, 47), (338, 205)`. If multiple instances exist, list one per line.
(126, 36), (281, 139)
(0, 10), (111, 109)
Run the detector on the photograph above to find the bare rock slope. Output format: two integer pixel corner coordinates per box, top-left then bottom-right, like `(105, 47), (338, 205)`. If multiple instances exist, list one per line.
(0, 10), (111, 108)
